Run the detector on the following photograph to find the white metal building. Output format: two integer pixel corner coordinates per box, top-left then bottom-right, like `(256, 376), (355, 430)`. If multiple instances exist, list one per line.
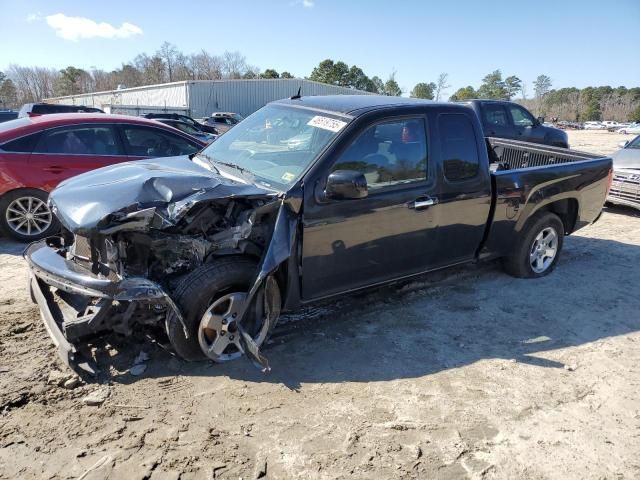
(46, 79), (371, 119)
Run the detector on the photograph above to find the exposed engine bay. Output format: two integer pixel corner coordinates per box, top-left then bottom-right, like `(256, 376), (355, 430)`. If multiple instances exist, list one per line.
(25, 156), (300, 374)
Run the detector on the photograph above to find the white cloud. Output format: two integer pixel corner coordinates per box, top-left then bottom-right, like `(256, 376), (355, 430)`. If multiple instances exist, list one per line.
(290, 0), (315, 7)
(45, 13), (143, 41)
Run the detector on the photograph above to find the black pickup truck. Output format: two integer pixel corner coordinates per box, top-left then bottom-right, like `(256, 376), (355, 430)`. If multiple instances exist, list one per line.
(464, 99), (569, 148)
(25, 95), (612, 372)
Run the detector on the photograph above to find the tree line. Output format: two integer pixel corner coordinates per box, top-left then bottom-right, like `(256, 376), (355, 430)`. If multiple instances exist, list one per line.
(1, 45), (638, 122)
(449, 70), (640, 122)
(0, 42), (291, 108)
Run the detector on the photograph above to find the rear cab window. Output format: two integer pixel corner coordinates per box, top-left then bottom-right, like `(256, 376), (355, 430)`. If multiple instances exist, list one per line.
(438, 114), (480, 181)
(481, 103), (509, 127)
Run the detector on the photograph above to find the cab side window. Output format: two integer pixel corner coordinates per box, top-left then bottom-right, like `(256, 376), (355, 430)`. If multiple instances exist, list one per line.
(34, 126), (120, 155)
(509, 105), (535, 127)
(331, 118), (428, 190)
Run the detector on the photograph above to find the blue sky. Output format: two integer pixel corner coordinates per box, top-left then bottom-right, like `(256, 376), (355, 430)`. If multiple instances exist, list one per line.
(1, 0), (638, 96)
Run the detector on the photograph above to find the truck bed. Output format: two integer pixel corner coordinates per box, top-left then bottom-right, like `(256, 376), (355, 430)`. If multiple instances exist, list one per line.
(480, 138), (612, 259)
(487, 137), (603, 171)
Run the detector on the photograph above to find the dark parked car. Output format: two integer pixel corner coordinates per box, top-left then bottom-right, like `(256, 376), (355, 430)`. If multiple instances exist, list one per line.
(153, 118), (218, 143)
(18, 103), (104, 117)
(0, 114), (206, 241)
(463, 100), (569, 148)
(607, 135), (640, 210)
(142, 112), (220, 135)
(0, 110), (18, 123)
(200, 112), (244, 134)
(25, 95), (612, 374)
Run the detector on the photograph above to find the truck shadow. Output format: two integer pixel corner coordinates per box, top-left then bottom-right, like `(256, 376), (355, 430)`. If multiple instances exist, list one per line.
(603, 204), (640, 217)
(100, 231), (640, 389)
(4, 228), (636, 388)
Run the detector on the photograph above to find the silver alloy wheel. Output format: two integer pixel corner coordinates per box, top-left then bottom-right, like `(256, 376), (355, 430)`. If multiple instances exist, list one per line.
(529, 226), (558, 273)
(5, 196), (52, 237)
(197, 291), (269, 362)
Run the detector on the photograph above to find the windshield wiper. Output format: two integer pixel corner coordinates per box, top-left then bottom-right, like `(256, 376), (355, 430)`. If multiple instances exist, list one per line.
(191, 153), (220, 174)
(213, 160), (255, 179)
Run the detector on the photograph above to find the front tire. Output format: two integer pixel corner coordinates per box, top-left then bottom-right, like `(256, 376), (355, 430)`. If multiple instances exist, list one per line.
(0, 189), (58, 242)
(165, 257), (280, 362)
(503, 212), (564, 278)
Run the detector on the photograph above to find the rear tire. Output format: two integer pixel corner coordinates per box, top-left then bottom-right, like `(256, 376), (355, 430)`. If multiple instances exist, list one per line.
(503, 212), (564, 278)
(0, 189), (59, 242)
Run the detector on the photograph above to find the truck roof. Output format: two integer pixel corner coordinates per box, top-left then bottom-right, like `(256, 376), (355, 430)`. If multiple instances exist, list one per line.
(273, 95), (465, 117)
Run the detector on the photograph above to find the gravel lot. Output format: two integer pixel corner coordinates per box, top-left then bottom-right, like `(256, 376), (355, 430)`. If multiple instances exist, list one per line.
(0, 129), (638, 479)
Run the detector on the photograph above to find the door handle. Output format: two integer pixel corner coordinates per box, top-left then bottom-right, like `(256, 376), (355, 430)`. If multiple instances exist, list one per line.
(410, 197), (437, 210)
(44, 166), (64, 173)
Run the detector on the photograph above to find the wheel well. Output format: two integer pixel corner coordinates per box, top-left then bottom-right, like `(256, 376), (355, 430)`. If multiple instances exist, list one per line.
(537, 198), (578, 234)
(0, 187), (50, 202)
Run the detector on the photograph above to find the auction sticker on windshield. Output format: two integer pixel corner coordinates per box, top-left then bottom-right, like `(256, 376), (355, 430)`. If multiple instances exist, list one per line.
(307, 115), (347, 133)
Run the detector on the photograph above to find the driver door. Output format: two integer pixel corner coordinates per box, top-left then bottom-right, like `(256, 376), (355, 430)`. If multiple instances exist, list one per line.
(301, 114), (442, 300)
(507, 104), (545, 144)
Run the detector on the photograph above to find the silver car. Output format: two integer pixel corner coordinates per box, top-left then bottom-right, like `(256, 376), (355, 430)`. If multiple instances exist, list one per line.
(608, 135), (640, 210)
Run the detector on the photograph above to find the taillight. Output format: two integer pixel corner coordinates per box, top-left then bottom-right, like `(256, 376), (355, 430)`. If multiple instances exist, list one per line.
(606, 168), (613, 196)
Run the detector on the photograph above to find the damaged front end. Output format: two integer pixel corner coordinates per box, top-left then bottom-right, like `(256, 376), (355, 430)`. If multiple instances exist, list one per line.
(25, 157), (300, 374)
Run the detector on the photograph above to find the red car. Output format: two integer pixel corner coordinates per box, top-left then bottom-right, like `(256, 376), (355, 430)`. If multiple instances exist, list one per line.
(0, 114), (206, 241)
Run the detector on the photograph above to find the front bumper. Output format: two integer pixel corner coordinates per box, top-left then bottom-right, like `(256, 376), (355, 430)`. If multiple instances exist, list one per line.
(24, 240), (185, 374)
(607, 170), (640, 210)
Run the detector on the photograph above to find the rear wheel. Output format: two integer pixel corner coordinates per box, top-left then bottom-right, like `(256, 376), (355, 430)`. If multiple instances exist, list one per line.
(503, 212), (564, 278)
(0, 189), (58, 242)
(165, 257), (281, 362)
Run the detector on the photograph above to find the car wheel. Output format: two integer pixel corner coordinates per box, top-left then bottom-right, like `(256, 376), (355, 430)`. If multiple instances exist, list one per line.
(0, 189), (59, 242)
(165, 256), (281, 362)
(503, 212), (564, 278)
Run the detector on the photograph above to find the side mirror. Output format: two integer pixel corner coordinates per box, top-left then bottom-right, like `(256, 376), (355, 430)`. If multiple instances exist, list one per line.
(537, 116), (545, 125)
(325, 170), (368, 200)
(619, 140), (630, 148)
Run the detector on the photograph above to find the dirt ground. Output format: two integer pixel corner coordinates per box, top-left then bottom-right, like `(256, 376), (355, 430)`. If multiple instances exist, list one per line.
(566, 129), (632, 156)
(1, 130), (639, 479)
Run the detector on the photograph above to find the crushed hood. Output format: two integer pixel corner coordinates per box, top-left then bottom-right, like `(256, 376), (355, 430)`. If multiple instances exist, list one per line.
(49, 156), (272, 234)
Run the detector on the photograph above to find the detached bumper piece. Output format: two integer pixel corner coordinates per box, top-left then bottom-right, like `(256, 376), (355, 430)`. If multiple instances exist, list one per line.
(608, 171), (640, 210)
(24, 240), (186, 375)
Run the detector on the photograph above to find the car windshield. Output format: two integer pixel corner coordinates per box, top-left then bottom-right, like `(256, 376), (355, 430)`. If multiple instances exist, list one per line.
(174, 122), (199, 135)
(197, 105), (348, 190)
(628, 136), (640, 149)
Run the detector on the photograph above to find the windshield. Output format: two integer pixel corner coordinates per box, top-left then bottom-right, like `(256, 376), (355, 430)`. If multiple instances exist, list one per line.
(197, 104), (348, 189)
(174, 122), (199, 135)
(628, 135), (640, 149)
